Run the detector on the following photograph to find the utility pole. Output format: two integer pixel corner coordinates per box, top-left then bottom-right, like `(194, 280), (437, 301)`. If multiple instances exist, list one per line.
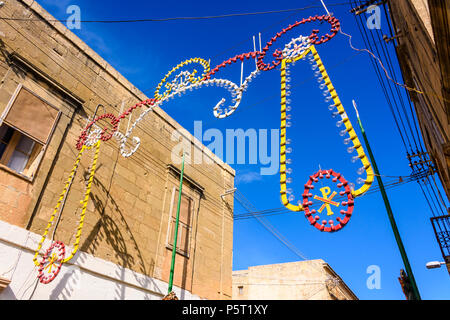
(353, 100), (421, 300)
(168, 152), (186, 295)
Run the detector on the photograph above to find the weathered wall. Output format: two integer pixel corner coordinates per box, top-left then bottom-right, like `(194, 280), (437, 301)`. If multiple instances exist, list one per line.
(388, 0), (450, 199)
(0, 220), (201, 300)
(0, 0), (234, 299)
(232, 260), (357, 300)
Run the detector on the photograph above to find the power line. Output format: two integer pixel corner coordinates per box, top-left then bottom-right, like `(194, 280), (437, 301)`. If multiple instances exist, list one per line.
(232, 188), (347, 287)
(1, 3), (351, 24)
(350, 0), (450, 251)
(233, 189), (309, 260)
(233, 282), (326, 286)
(233, 169), (432, 220)
(349, 1), (414, 153)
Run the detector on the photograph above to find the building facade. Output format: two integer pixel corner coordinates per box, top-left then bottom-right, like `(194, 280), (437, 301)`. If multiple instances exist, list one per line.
(0, 0), (234, 300)
(387, 0), (449, 199)
(232, 260), (357, 300)
(386, 0), (450, 272)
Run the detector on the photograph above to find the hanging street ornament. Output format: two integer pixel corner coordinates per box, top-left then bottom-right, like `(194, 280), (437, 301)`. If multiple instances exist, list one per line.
(302, 169), (354, 232)
(38, 241), (66, 284)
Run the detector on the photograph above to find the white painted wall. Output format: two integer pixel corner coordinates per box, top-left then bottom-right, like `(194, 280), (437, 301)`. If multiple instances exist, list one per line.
(0, 220), (201, 300)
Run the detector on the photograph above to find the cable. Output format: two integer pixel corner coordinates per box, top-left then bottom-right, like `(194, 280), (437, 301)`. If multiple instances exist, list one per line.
(343, 3), (450, 105)
(351, 0), (448, 233)
(0, 230), (33, 279)
(0, 3), (351, 23)
(233, 282), (326, 286)
(341, 20), (410, 151)
(234, 189), (309, 260)
(234, 169), (431, 220)
(372, 18), (424, 154)
(373, 28), (421, 152)
(349, 2), (414, 153)
(430, 173), (449, 213)
(232, 188), (349, 288)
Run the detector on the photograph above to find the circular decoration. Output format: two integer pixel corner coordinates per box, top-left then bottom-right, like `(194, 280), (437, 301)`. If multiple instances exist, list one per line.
(38, 241), (66, 284)
(302, 169), (354, 232)
(154, 58), (210, 100)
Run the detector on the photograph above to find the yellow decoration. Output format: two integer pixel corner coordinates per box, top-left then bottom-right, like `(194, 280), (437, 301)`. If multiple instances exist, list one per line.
(154, 57), (210, 100)
(279, 45), (374, 212)
(44, 253), (58, 273)
(33, 140), (101, 266)
(314, 187), (339, 216)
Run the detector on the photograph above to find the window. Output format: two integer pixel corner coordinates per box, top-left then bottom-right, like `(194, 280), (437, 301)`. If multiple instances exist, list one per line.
(167, 190), (193, 257)
(0, 86), (59, 179)
(238, 286), (244, 295)
(0, 124), (42, 176)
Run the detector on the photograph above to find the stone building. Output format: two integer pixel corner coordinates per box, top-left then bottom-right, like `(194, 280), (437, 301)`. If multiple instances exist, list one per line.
(0, 0), (234, 300)
(386, 0), (450, 272)
(232, 260), (357, 300)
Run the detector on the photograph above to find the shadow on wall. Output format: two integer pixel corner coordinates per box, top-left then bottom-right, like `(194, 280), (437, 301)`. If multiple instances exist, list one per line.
(82, 173), (157, 298)
(48, 267), (80, 300)
(49, 149), (161, 300)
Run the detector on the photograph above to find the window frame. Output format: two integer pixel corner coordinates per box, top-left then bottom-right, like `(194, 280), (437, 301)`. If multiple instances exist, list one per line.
(0, 84), (61, 181)
(238, 286), (244, 295)
(165, 186), (195, 258)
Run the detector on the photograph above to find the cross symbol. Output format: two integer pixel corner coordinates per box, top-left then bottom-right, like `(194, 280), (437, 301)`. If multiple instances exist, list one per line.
(44, 253), (58, 273)
(313, 186), (340, 216)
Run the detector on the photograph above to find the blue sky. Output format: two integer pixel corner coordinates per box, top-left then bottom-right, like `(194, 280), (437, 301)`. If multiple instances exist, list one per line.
(36, 0), (450, 299)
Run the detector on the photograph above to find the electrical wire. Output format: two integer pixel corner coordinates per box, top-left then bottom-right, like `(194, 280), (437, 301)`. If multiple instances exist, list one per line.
(233, 169), (431, 220)
(234, 189), (309, 260)
(235, 170), (430, 221)
(348, 3), (414, 153)
(379, 3), (426, 154)
(374, 17), (425, 154)
(233, 282), (326, 286)
(232, 273), (330, 282)
(349, 1), (450, 238)
(1, 3), (351, 23)
(343, 4), (450, 104)
(232, 188), (349, 287)
(351, 0), (446, 158)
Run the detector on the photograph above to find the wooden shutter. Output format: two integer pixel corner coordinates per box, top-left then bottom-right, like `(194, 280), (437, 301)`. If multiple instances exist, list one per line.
(4, 88), (59, 144)
(179, 195), (191, 225)
(170, 192), (192, 255)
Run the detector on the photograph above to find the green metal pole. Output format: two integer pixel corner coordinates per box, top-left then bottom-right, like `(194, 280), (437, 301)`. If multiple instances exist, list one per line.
(168, 152), (185, 294)
(353, 100), (421, 300)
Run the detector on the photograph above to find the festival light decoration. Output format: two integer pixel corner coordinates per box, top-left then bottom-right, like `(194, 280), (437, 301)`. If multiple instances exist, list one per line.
(32, 141), (100, 270)
(279, 44), (374, 230)
(38, 241), (66, 284)
(33, 14), (374, 283)
(303, 169), (354, 232)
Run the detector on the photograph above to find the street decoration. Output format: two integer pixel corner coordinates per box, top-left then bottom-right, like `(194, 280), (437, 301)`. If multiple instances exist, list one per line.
(33, 14), (374, 283)
(303, 169), (354, 232)
(279, 44), (374, 232)
(37, 241), (66, 284)
(32, 141), (100, 283)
